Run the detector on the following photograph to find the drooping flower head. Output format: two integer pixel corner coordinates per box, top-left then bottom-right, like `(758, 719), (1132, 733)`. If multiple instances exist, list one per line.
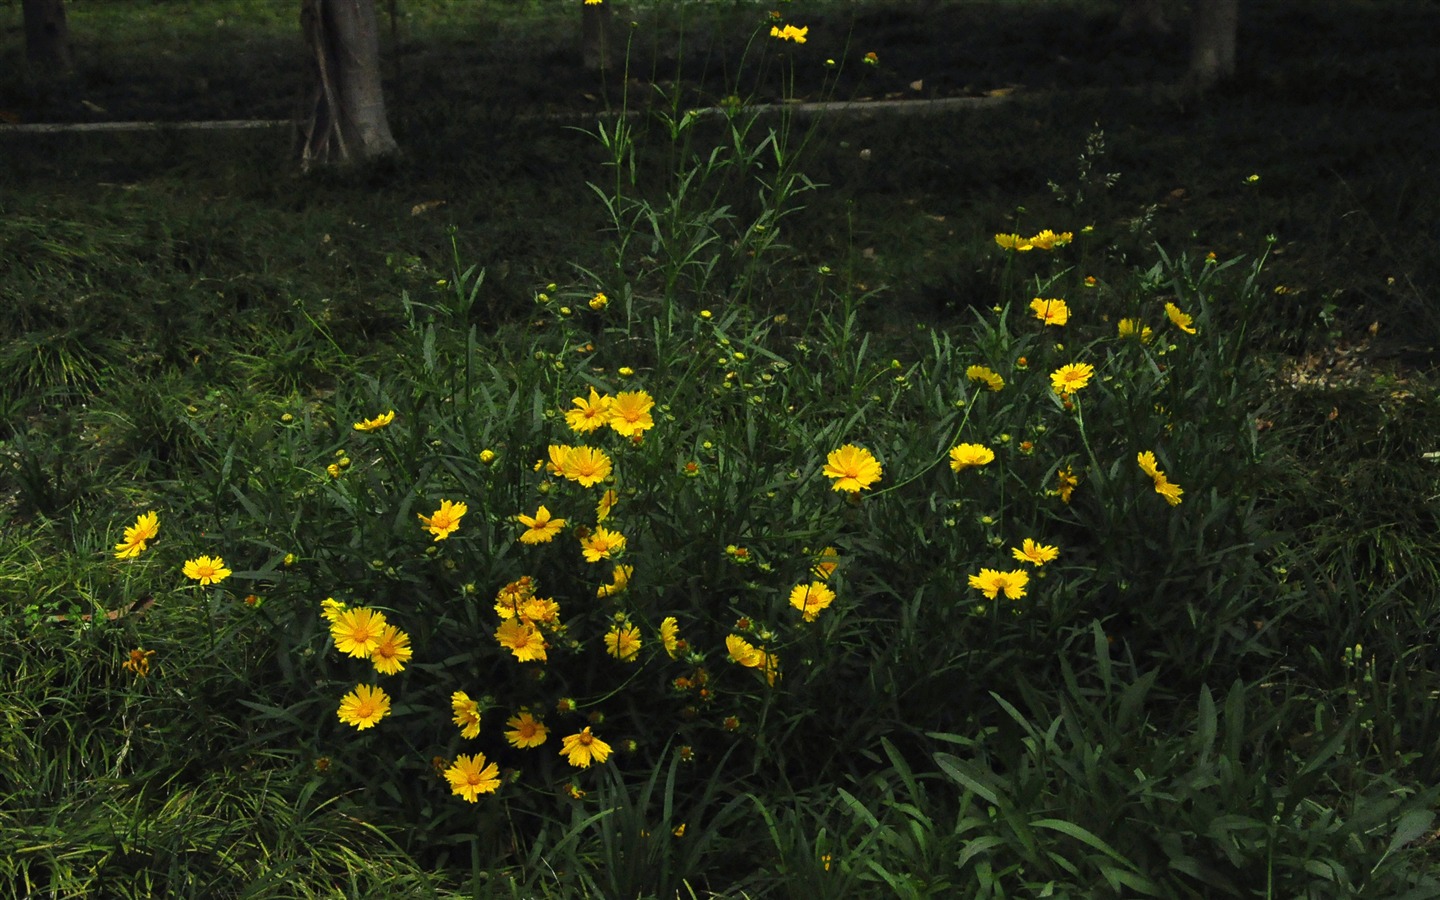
(1117, 318), (1153, 342)
(659, 616), (682, 659)
(452, 691), (482, 739)
(320, 597), (348, 623)
(418, 500), (467, 541)
(1056, 466), (1079, 504)
(565, 388), (612, 434)
(596, 488), (618, 522)
(337, 684), (391, 730)
(949, 443), (995, 473)
(445, 752), (500, 802)
(183, 555), (231, 586)
(823, 444), (883, 493)
(114, 511), (160, 559)
(788, 581), (837, 623)
(1011, 538), (1060, 567)
(1050, 362), (1095, 396)
(1164, 302), (1197, 334)
(1027, 229), (1073, 250)
(353, 410), (395, 432)
(369, 625), (412, 675)
(994, 233), (1033, 252)
(560, 726), (612, 768)
(122, 648), (155, 677)
(505, 710), (549, 748)
(331, 607), (389, 658)
(965, 365), (1005, 392)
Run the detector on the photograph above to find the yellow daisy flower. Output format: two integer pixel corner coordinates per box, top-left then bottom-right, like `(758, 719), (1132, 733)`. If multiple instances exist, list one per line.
(1029, 297), (1070, 326)
(949, 443), (995, 473)
(597, 564), (633, 598)
(517, 505), (566, 544)
(451, 691), (482, 739)
(495, 618), (548, 662)
(788, 581), (837, 623)
(660, 616), (682, 658)
(608, 390), (655, 437)
(823, 444), (883, 493)
(565, 388), (612, 434)
(967, 568), (1030, 600)
(353, 410), (395, 432)
(183, 555), (231, 585)
(418, 499), (467, 541)
(1011, 538), (1059, 567)
(337, 684), (391, 730)
(114, 511), (159, 559)
(965, 365), (1005, 392)
(369, 625), (412, 675)
(444, 752), (500, 802)
(1049, 362), (1095, 396)
(604, 621), (642, 661)
(331, 607), (389, 658)
(559, 726), (612, 768)
(1164, 302), (1197, 334)
(580, 526), (627, 563)
(562, 446), (612, 487)
(505, 710), (549, 749)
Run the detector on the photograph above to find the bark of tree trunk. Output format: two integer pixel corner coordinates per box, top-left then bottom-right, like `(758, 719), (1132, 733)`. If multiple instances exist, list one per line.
(1188, 0), (1239, 92)
(301, 0), (398, 169)
(22, 0), (73, 72)
(581, 0), (613, 72)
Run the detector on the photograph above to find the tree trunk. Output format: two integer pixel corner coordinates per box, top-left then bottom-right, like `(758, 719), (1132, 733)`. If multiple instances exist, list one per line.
(581, 0), (613, 73)
(1188, 0), (1239, 92)
(301, 0), (398, 169)
(22, 0), (73, 72)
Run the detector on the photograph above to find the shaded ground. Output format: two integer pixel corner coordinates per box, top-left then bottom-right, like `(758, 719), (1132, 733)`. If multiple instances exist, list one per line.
(3, 0), (1437, 362)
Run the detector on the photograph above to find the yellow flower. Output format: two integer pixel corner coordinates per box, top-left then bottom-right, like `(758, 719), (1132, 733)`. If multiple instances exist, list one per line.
(588, 291), (609, 310)
(788, 581), (837, 623)
(1155, 477), (1184, 506)
(1027, 229), (1073, 250)
(1056, 466), (1079, 504)
(546, 444), (574, 476)
(597, 564), (633, 598)
(580, 526), (627, 563)
(565, 387), (612, 434)
(769, 23), (808, 43)
(604, 621), (642, 661)
(560, 726), (612, 768)
(445, 752), (500, 802)
(596, 488), (618, 522)
(320, 597), (348, 622)
(517, 505), (566, 544)
(608, 390), (655, 437)
(370, 625), (412, 675)
(183, 555), (231, 586)
(418, 499), (467, 541)
(660, 616), (681, 658)
(811, 546), (840, 580)
(967, 568), (1030, 600)
(994, 233), (1034, 251)
(1164, 302), (1197, 334)
(1029, 297), (1070, 326)
(1049, 362), (1095, 396)
(505, 710), (549, 748)
(114, 511), (159, 559)
(965, 365), (1005, 392)
(562, 446), (613, 488)
(949, 443), (995, 473)
(520, 596), (562, 628)
(1117, 318), (1154, 342)
(452, 691), (482, 739)
(337, 684), (391, 730)
(726, 634), (766, 669)
(122, 648), (155, 677)
(495, 618), (548, 662)
(1011, 538), (1059, 567)
(823, 444), (883, 493)
(1136, 451), (1162, 481)
(583, 0), (602, 4)
(353, 410), (395, 432)
(331, 607), (389, 658)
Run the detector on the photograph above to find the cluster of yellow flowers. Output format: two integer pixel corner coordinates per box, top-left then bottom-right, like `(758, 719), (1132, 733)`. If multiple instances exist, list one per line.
(113, 510), (233, 586)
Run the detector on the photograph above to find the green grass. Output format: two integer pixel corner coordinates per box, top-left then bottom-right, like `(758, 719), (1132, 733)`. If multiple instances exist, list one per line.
(3, 0), (1440, 895)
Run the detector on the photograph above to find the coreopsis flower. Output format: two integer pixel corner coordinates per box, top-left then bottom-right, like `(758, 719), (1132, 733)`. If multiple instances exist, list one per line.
(994, 233), (1034, 251)
(495, 576), (536, 610)
(811, 546), (840, 580)
(660, 616), (682, 658)
(965, 365), (1005, 392)
(183, 555), (231, 586)
(608, 390), (655, 437)
(320, 597), (348, 622)
(565, 388), (612, 434)
(353, 410), (395, 432)
(967, 568), (1030, 600)
(726, 634), (766, 669)
(562, 446), (612, 487)
(823, 444), (883, 492)
(1056, 466), (1079, 504)
(1050, 362), (1095, 396)
(122, 648), (155, 677)
(788, 581), (837, 622)
(331, 607), (389, 658)
(1027, 229), (1073, 250)
(1136, 451), (1162, 481)
(451, 691), (482, 739)
(949, 443), (995, 472)
(1117, 318), (1153, 342)
(1164, 302), (1197, 334)
(505, 710), (549, 748)
(546, 444), (574, 476)
(1011, 538), (1060, 567)
(604, 621), (642, 661)
(369, 625), (412, 675)
(769, 23), (808, 42)
(519, 596), (562, 628)
(337, 684), (391, 730)
(418, 500), (467, 541)
(596, 488), (618, 521)
(597, 564), (633, 598)
(1155, 477), (1184, 506)
(445, 752), (500, 802)
(495, 618), (548, 662)
(114, 511), (159, 559)
(1029, 297), (1070, 326)
(580, 526), (627, 562)
(517, 505), (566, 544)
(560, 726), (612, 768)
(588, 291), (609, 310)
